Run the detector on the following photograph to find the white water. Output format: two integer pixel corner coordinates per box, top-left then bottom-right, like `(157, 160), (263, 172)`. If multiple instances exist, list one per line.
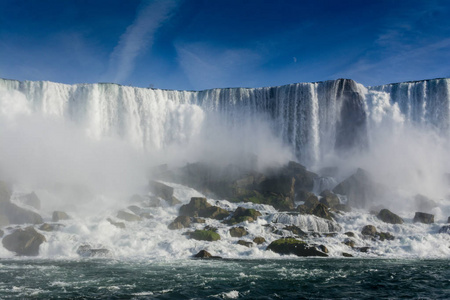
(0, 77), (449, 259)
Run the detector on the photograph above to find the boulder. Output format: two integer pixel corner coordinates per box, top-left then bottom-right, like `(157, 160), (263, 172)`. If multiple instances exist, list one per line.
(344, 232), (355, 237)
(149, 181), (180, 205)
(414, 194), (437, 213)
(283, 225), (307, 237)
(0, 202), (43, 225)
(77, 245), (110, 257)
(296, 190), (315, 203)
(168, 216), (191, 230)
(377, 209), (404, 224)
(361, 225), (377, 236)
(127, 205), (142, 215)
(333, 168), (376, 208)
(20, 192), (41, 210)
(107, 218), (126, 229)
(189, 230), (221, 242)
(39, 223), (64, 232)
(116, 211), (141, 222)
(237, 240), (253, 248)
(2, 226), (46, 256)
(227, 207), (262, 225)
(361, 225), (394, 241)
(52, 211), (70, 222)
(311, 203), (333, 220)
(304, 195), (320, 210)
(253, 236), (266, 245)
(335, 204), (352, 212)
(193, 250), (222, 259)
(413, 212), (434, 224)
(319, 190), (340, 208)
(342, 252), (353, 257)
(229, 227), (248, 238)
(438, 225), (450, 234)
(267, 238), (328, 257)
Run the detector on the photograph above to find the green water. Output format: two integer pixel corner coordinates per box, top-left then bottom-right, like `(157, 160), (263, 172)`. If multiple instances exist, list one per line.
(0, 258), (448, 299)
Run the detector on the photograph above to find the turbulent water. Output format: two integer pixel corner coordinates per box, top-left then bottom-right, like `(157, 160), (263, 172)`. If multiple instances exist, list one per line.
(0, 78), (450, 298)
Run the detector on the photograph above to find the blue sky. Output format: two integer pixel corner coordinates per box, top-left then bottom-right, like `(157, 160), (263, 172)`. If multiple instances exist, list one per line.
(0, 0), (449, 90)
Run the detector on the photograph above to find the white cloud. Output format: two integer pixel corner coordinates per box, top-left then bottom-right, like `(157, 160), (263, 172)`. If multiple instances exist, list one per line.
(104, 0), (178, 83)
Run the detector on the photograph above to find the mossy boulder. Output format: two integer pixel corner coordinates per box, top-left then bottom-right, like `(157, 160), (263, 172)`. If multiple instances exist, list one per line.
(267, 238), (328, 257)
(413, 212), (434, 224)
(227, 207), (262, 225)
(189, 230), (221, 241)
(229, 226), (248, 238)
(377, 209), (403, 224)
(2, 226), (46, 256)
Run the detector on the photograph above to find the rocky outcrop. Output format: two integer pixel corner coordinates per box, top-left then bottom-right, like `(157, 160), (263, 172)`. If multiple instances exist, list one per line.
(310, 203), (333, 220)
(179, 197), (230, 220)
(333, 168), (377, 208)
(227, 207), (261, 225)
(168, 216), (191, 230)
(361, 225), (395, 241)
(2, 226), (46, 256)
(0, 202), (43, 226)
(413, 212), (434, 224)
(267, 238), (328, 257)
(319, 190), (340, 208)
(188, 229), (221, 241)
(377, 209), (404, 224)
(149, 181), (180, 205)
(438, 225), (450, 234)
(52, 211), (70, 222)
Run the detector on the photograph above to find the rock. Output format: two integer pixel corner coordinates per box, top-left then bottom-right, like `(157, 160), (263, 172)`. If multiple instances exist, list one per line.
(77, 245), (110, 257)
(189, 230), (221, 242)
(39, 223), (64, 232)
(193, 250), (222, 259)
(296, 190), (315, 203)
(237, 240), (253, 247)
(335, 204), (352, 212)
(311, 203), (333, 220)
(227, 207), (262, 225)
(127, 205), (141, 215)
(192, 217), (206, 223)
(20, 192), (41, 210)
(116, 210), (141, 222)
(0, 181), (12, 203)
(149, 181), (180, 205)
(439, 225), (450, 234)
(377, 232), (395, 241)
(319, 190), (340, 208)
(284, 225), (307, 237)
(343, 239), (355, 248)
(168, 216), (191, 230)
(202, 206), (230, 220)
(304, 195), (320, 210)
(356, 247), (370, 253)
(333, 168), (376, 208)
(139, 212), (153, 219)
(414, 194), (437, 212)
(342, 252), (353, 257)
(413, 212), (434, 224)
(267, 238), (328, 257)
(253, 236), (266, 244)
(179, 197), (228, 220)
(229, 227), (248, 238)
(107, 218), (126, 229)
(344, 232), (355, 237)
(317, 245), (329, 253)
(2, 226), (46, 256)
(0, 202), (43, 225)
(361, 225), (377, 236)
(52, 211), (70, 222)
(377, 209), (404, 224)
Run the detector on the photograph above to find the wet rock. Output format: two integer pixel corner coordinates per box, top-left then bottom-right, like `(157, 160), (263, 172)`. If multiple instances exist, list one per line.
(319, 190), (340, 208)
(357, 247), (370, 253)
(116, 211), (141, 222)
(335, 204), (352, 212)
(377, 209), (404, 224)
(189, 229), (221, 242)
(343, 239), (355, 248)
(193, 250), (222, 259)
(179, 197), (229, 220)
(267, 238), (328, 257)
(344, 232), (355, 237)
(317, 244), (329, 253)
(127, 205), (142, 215)
(229, 227), (248, 238)
(361, 225), (377, 236)
(414, 194), (437, 213)
(333, 168), (377, 208)
(77, 245), (110, 257)
(0, 203), (43, 225)
(296, 190), (315, 203)
(304, 195), (320, 210)
(107, 218), (126, 229)
(311, 203), (333, 220)
(2, 226), (46, 256)
(139, 212), (153, 219)
(438, 225), (450, 234)
(149, 181), (180, 205)
(20, 192), (41, 210)
(192, 217), (206, 224)
(237, 240), (253, 248)
(377, 232), (395, 241)
(227, 207), (262, 225)
(39, 223), (64, 232)
(342, 252), (353, 257)
(413, 212), (434, 224)
(284, 225), (307, 237)
(52, 211), (70, 222)
(253, 236), (266, 245)
(168, 216), (191, 230)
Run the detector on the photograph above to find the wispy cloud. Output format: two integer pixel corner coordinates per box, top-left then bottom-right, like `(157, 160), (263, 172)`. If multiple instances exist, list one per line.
(104, 0), (178, 84)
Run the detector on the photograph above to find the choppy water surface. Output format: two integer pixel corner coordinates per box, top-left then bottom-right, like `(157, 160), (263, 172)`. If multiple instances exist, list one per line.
(0, 258), (448, 299)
